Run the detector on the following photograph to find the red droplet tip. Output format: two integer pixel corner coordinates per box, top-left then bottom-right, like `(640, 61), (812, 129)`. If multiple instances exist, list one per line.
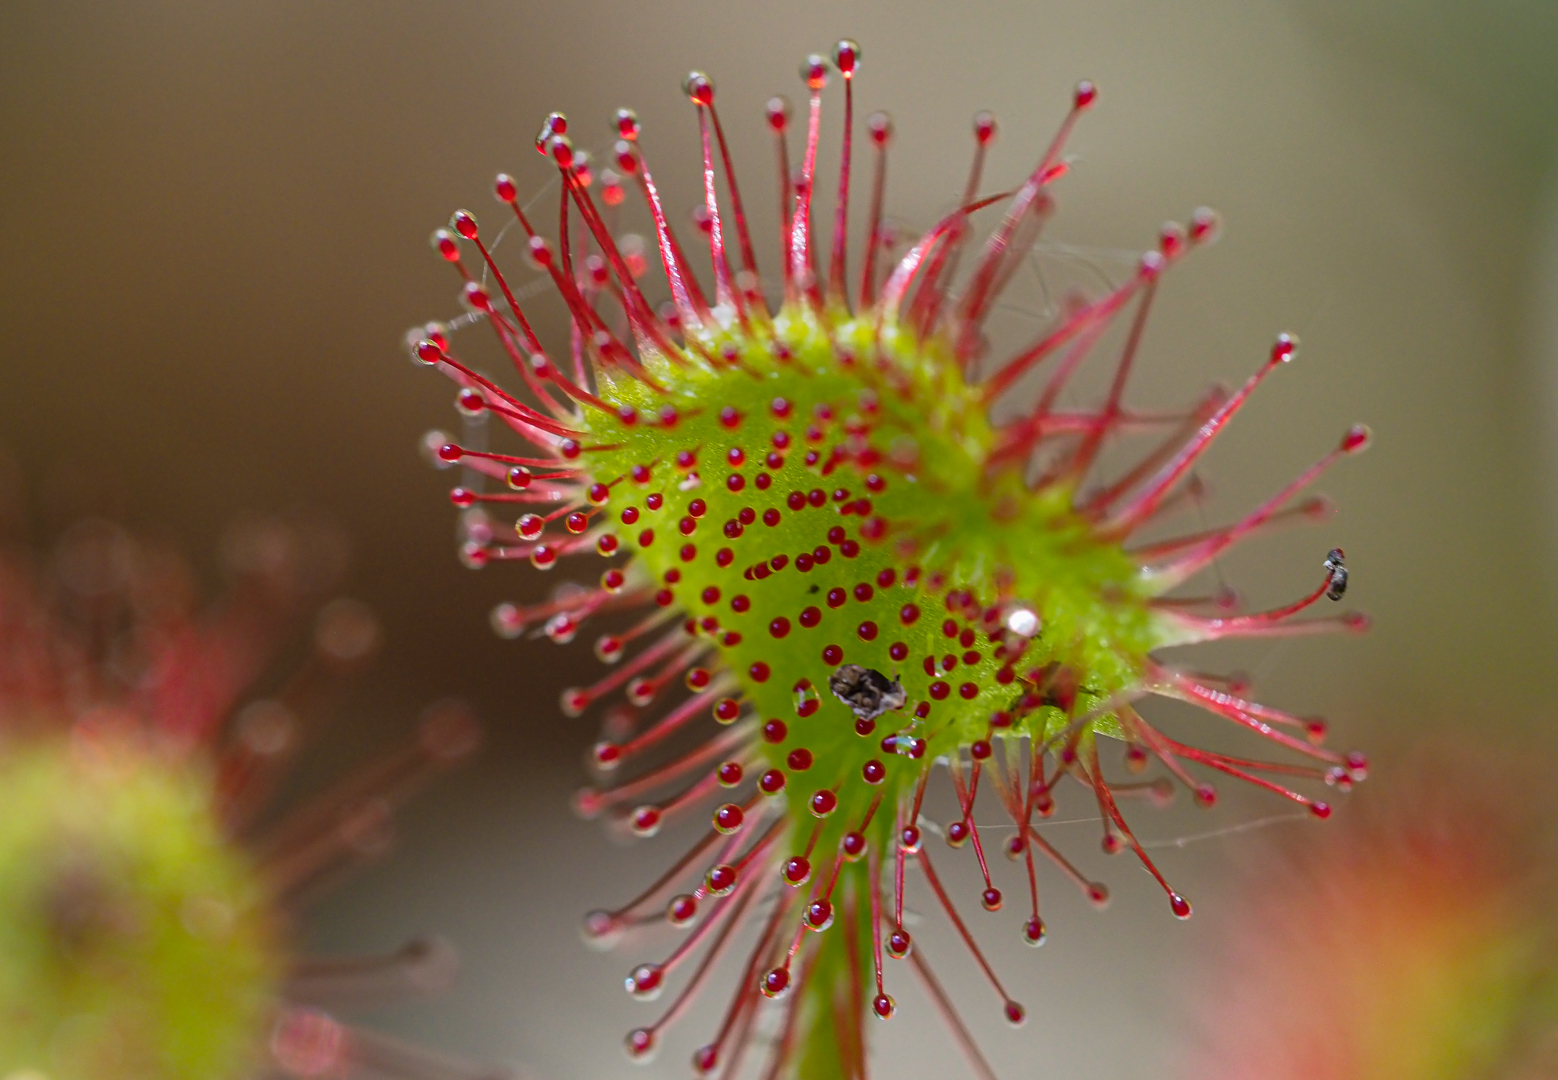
(1189, 206), (1219, 243)
(625, 1028), (655, 1060)
(800, 54), (829, 91)
(973, 109), (997, 145)
(625, 962), (663, 999)
(868, 110), (893, 146)
(833, 39), (860, 76)
(1341, 424), (1372, 453)
(683, 71), (715, 106)
(765, 95), (791, 131)
(761, 967), (791, 998)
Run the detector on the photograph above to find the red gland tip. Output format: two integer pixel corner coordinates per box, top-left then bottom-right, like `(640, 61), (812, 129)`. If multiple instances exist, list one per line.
(494, 173), (517, 203)
(449, 209), (478, 239)
(868, 111), (893, 146)
(833, 39), (860, 76)
(625, 962), (664, 1000)
(765, 95), (791, 131)
(630, 805), (661, 836)
(429, 229), (459, 261)
(873, 993), (896, 1019)
(613, 107), (640, 141)
(1272, 333), (1299, 363)
(683, 71), (714, 105)
(1341, 424), (1372, 453)
(973, 109), (998, 145)
(535, 111), (566, 153)
(713, 802), (744, 833)
(414, 339), (444, 364)
(1074, 80), (1097, 108)
(800, 54), (829, 90)
(782, 856), (812, 886)
(625, 1028), (655, 1061)
(547, 135), (575, 169)
(1004, 1001), (1027, 1027)
(1343, 611), (1372, 632)
(1170, 893), (1192, 919)
(582, 909), (621, 947)
(609, 140), (638, 175)
(706, 864), (737, 895)
(761, 967), (791, 998)
(1189, 205), (1220, 242)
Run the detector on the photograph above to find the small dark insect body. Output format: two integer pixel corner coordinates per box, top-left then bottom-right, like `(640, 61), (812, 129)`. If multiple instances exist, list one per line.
(1324, 548), (1348, 601)
(828, 664), (908, 722)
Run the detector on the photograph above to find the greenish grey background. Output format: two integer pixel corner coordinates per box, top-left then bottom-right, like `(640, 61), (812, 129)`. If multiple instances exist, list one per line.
(3, 1), (1556, 1077)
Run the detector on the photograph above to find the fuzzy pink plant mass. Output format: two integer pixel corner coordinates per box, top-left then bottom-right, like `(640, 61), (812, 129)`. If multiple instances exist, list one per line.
(0, 508), (504, 1080)
(1189, 748), (1558, 1080)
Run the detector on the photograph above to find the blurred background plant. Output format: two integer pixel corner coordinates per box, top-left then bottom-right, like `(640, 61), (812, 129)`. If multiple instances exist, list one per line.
(0, 463), (500, 1079)
(3, 1), (1558, 1077)
(1185, 743), (1558, 1079)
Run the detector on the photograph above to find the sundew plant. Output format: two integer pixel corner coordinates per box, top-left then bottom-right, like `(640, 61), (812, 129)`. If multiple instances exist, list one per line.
(0, 512), (500, 1080)
(411, 41), (1369, 1079)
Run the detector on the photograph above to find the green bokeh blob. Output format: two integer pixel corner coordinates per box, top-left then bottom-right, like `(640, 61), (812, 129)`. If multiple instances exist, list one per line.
(0, 739), (280, 1080)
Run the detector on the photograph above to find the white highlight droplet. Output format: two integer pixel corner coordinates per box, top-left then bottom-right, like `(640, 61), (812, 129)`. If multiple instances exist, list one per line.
(1005, 607), (1040, 638)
